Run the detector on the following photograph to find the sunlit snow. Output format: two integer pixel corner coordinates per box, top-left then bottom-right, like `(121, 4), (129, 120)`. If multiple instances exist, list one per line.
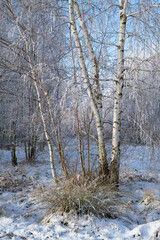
(0, 145), (160, 240)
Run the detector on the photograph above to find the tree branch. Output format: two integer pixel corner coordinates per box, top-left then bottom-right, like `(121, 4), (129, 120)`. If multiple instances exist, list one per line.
(126, 4), (160, 18)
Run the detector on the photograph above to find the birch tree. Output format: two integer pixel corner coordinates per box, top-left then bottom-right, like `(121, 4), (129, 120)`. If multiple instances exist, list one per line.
(69, 0), (109, 178)
(110, 0), (160, 184)
(109, 0), (128, 184)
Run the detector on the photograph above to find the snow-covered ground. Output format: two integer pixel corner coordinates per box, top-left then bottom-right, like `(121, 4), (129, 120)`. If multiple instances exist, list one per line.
(0, 145), (160, 240)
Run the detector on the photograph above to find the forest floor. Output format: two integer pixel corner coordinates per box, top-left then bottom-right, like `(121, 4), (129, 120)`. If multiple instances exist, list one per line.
(0, 145), (160, 240)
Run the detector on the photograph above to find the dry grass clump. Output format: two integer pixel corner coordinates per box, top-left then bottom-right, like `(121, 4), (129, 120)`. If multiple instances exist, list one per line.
(0, 208), (6, 217)
(0, 169), (26, 192)
(34, 175), (125, 218)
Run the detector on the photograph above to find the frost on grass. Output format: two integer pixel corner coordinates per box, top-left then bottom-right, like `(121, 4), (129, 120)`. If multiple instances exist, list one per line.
(32, 175), (130, 220)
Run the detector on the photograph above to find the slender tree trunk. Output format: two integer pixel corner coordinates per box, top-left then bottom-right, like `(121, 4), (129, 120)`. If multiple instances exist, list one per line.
(57, 118), (68, 178)
(30, 129), (36, 162)
(11, 121), (17, 166)
(24, 140), (28, 161)
(69, 0), (108, 178)
(28, 84), (31, 161)
(39, 81), (68, 179)
(87, 125), (90, 175)
(110, 0), (128, 184)
(74, 2), (103, 119)
(27, 45), (58, 183)
(30, 66), (58, 182)
(36, 71), (68, 178)
(11, 78), (20, 166)
(76, 100), (85, 177)
(70, 24), (85, 177)
(33, 78), (57, 184)
(87, 112), (93, 175)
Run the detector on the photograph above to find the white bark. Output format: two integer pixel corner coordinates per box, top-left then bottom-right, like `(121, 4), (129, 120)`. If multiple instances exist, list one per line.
(110, 0), (128, 184)
(33, 79), (57, 184)
(37, 78), (68, 179)
(69, 0), (108, 176)
(74, 2), (102, 119)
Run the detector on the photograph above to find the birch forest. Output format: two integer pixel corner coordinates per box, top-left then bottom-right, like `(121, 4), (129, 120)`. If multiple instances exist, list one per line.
(0, 0), (160, 186)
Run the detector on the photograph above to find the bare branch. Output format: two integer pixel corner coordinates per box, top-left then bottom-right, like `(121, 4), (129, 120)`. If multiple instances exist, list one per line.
(126, 4), (160, 18)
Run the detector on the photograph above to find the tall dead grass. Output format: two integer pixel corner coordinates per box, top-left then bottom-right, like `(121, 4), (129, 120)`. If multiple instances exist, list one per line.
(33, 175), (126, 218)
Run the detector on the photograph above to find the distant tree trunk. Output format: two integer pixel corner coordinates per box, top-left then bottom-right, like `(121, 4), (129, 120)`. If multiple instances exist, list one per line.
(24, 140), (28, 161)
(11, 121), (17, 166)
(11, 144), (17, 166)
(110, 0), (128, 184)
(30, 132), (37, 162)
(11, 77), (20, 166)
(76, 99), (85, 177)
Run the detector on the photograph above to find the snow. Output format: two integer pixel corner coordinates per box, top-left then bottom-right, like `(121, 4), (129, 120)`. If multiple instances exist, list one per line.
(0, 145), (160, 240)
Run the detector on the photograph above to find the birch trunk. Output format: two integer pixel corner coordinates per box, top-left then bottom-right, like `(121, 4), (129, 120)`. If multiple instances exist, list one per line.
(74, 2), (103, 119)
(36, 77), (68, 178)
(33, 78), (57, 184)
(15, 28), (57, 183)
(110, 0), (128, 184)
(69, 0), (108, 177)
(28, 55), (58, 184)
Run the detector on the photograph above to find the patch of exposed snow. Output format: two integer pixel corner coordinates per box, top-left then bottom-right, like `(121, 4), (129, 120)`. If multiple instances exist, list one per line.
(0, 145), (160, 239)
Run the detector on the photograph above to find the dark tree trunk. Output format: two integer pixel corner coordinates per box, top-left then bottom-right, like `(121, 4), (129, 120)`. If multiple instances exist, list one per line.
(11, 121), (17, 166)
